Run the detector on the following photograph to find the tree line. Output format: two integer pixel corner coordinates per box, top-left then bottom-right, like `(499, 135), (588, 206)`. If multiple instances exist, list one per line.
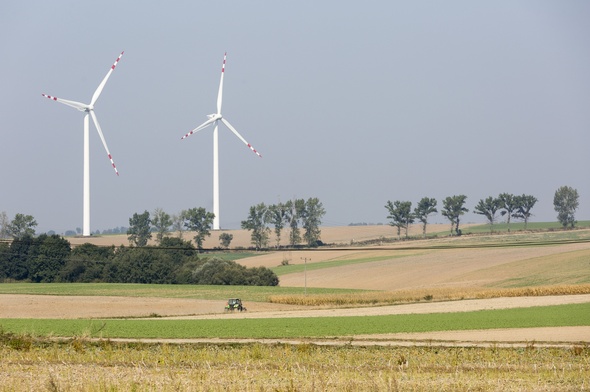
(385, 186), (581, 237)
(0, 235), (278, 285)
(123, 197), (326, 251)
(241, 198), (326, 250)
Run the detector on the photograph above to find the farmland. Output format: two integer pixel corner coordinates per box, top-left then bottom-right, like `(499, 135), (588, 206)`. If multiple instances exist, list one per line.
(1, 224), (590, 390)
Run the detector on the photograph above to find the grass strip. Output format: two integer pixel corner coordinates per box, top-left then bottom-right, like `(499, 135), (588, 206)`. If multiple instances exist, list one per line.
(1, 302), (588, 339)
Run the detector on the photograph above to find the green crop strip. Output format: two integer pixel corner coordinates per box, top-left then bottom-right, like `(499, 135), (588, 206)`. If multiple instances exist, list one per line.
(271, 253), (422, 275)
(1, 302), (588, 339)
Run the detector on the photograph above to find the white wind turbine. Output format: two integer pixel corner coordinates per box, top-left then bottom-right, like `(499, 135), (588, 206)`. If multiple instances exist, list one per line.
(42, 51), (124, 237)
(181, 52), (262, 230)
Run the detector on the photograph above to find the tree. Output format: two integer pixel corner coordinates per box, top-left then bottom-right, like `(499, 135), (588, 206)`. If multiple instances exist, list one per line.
(171, 212), (186, 239)
(5, 234), (37, 280)
(441, 195), (468, 235)
(302, 197), (326, 246)
(219, 233), (233, 249)
(553, 186), (579, 229)
(29, 234), (71, 283)
(414, 197), (437, 238)
(285, 199), (305, 246)
(183, 207), (215, 250)
(152, 207), (172, 244)
(498, 193), (518, 232)
(127, 210), (152, 247)
(7, 213), (37, 239)
(473, 196), (501, 233)
(241, 203), (270, 250)
(512, 194), (537, 229)
(268, 202), (289, 248)
(0, 211), (9, 239)
(385, 200), (413, 239)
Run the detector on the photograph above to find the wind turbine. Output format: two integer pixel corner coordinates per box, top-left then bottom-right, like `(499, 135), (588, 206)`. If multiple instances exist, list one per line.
(42, 51), (124, 237)
(181, 52), (262, 230)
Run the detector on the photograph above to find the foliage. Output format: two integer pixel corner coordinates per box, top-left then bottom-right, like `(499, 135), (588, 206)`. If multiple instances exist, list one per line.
(6, 213), (37, 239)
(0, 211), (9, 239)
(301, 197), (326, 246)
(0, 233), (278, 286)
(473, 196), (501, 233)
(267, 202), (289, 247)
(441, 195), (468, 235)
(127, 210), (152, 247)
(151, 207), (172, 244)
(498, 193), (517, 232)
(413, 197), (437, 238)
(218, 232), (233, 249)
(192, 258), (278, 286)
(285, 199), (305, 246)
(183, 207), (215, 249)
(554, 185), (579, 229)
(385, 200), (413, 238)
(28, 234), (71, 283)
(241, 203), (270, 250)
(512, 194), (538, 229)
(171, 212), (185, 239)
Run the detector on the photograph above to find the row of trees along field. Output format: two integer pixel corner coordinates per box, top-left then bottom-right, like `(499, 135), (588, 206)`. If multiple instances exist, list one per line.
(241, 198), (326, 250)
(0, 235), (278, 285)
(385, 186), (581, 238)
(123, 197), (326, 251)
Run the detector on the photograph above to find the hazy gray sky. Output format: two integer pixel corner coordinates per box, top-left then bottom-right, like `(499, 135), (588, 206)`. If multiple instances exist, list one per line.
(1, 1), (589, 233)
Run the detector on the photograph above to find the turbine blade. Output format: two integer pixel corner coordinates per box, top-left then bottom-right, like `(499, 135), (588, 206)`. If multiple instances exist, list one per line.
(42, 94), (89, 111)
(221, 117), (262, 157)
(90, 51), (124, 106)
(89, 110), (119, 175)
(216, 52), (226, 114)
(181, 117), (216, 140)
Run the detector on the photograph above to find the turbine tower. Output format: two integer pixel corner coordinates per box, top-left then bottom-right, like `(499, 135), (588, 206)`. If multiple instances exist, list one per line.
(181, 53), (262, 230)
(42, 51), (123, 237)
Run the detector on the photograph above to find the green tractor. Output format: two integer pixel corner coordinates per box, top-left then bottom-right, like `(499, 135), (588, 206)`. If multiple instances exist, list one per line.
(224, 298), (246, 312)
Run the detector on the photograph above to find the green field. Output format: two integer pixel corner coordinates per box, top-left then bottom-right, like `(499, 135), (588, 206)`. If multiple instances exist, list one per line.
(1, 303), (588, 339)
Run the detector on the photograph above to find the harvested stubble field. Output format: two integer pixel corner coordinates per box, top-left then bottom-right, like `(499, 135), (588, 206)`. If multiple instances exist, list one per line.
(3, 225), (590, 390)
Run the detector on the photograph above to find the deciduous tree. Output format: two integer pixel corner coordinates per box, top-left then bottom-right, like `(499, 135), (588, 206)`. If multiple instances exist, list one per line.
(512, 194), (537, 229)
(498, 193), (518, 232)
(127, 210), (152, 247)
(183, 207), (215, 250)
(553, 186), (579, 229)
(152, 207), (172, 244)
(0, 211), (9, 239)
(441, 195), (469, 235)
(7, 213), (37, 239)
(414, 197), (437, 238)
(219, 233), (233, 249)
(285, 199), (305, 246)
(268, 202), (289, 247)
(241, 203), (270, 250)
(385, 200), (413, 239)
(302, 197), (326, 246)
(474, 196), (501, 233)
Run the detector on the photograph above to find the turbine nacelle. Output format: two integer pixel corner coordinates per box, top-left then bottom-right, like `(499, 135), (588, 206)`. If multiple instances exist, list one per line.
(207, 113), (222, 121)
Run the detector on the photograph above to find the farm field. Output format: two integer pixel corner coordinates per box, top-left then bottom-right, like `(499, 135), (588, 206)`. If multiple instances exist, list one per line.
(2, 225), (590, 390)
